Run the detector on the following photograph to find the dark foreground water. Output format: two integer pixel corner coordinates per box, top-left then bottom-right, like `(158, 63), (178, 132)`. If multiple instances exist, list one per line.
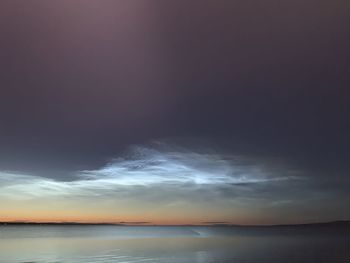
(0, 225), (349, 263)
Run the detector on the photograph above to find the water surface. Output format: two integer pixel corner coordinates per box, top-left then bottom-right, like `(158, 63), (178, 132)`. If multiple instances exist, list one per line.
(0, 225), (349, 263)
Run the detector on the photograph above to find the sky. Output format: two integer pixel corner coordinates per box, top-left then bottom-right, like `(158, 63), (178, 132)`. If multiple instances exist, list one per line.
(0, 0), (349, 225)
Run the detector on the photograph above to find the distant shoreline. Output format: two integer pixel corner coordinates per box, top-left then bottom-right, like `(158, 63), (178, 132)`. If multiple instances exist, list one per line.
(0, 220), (349, 227)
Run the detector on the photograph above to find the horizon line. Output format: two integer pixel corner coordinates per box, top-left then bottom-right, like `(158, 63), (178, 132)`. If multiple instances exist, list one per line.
(0, 219), (349, 227)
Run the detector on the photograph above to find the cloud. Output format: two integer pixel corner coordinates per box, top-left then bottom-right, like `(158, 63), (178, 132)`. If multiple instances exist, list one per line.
(1, 142), (350, 224)
(78, 144), (299, 186)
(0, 143), (301, 202)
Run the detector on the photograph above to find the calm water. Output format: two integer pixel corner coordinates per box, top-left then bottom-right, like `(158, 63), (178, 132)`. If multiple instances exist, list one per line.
(0, 226), (349, 263)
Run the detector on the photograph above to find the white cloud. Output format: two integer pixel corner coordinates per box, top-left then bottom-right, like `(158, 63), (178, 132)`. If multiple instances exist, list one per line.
(0, 145), (300, 201)
(78, 146), (296, 186)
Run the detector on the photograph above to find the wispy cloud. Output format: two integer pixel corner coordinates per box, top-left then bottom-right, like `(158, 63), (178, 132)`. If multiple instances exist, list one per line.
(0, 143), (300, 202)
(78, 145), (298, 186)
(2, 142), (349, 223)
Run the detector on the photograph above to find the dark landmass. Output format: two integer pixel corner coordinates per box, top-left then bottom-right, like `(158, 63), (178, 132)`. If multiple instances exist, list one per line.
(0, 222), (121, 226)
(203, 220), (350, 227)
(117, 221), (151, 225)
(1, 221), (349, 238)
(202, 221), (230, 224)
(0, 220), (349, 227)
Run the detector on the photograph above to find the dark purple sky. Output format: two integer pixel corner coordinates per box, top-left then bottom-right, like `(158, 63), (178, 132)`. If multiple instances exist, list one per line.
(0, 0), (349, 223)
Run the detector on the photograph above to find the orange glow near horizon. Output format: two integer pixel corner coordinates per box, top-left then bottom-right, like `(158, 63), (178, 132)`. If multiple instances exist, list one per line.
(0, 208), (245, 225)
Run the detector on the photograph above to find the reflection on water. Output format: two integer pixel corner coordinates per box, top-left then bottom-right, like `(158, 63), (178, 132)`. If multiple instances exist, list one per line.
(0, 226), (349, 263)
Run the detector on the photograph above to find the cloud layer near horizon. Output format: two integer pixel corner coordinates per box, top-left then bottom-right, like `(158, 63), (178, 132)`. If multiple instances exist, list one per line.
(0, 142), (349, 224)
(0, 144), (298, 198)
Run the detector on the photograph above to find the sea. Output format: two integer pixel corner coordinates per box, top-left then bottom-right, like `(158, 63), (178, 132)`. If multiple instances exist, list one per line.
(0, 225), (349, 263)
